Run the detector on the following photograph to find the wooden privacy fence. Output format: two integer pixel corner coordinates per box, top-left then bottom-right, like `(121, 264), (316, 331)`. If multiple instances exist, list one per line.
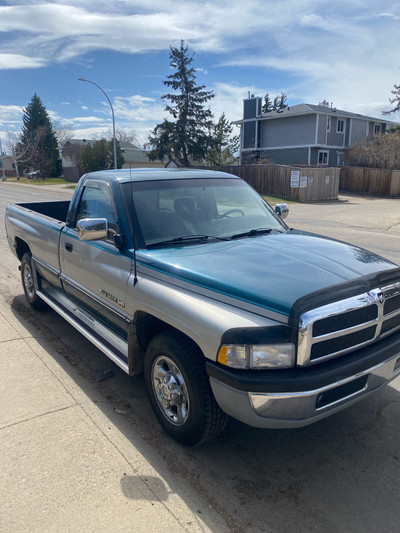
(211, 165), (340, 202)
(340, 167), (400, 197)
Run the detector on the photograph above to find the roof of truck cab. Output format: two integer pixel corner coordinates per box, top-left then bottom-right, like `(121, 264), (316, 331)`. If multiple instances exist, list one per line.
(82, 168), (240, 183)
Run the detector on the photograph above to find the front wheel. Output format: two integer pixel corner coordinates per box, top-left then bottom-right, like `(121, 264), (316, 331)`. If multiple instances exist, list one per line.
(21, 253), (47, 310)
(144, 331), (227, 446)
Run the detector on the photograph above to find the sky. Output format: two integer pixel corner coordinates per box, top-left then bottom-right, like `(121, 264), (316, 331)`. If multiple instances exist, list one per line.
(1, 0), (400, 151)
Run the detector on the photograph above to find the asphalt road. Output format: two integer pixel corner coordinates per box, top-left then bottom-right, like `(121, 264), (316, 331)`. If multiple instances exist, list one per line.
(1, 182), (400, 533)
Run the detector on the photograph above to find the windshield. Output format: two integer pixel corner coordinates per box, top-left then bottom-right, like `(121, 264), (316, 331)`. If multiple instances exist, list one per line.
(131, 178), (286, 247)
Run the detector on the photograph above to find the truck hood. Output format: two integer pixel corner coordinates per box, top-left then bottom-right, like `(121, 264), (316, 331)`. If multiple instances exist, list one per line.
(136, 230), (397, 317)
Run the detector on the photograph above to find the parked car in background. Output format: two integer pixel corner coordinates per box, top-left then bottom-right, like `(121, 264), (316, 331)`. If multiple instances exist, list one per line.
(26, 170), (40, 179)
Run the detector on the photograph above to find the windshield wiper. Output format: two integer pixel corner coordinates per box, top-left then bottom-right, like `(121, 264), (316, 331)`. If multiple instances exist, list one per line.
(147, 234), (229, 248)
(230, 228), (275, 240)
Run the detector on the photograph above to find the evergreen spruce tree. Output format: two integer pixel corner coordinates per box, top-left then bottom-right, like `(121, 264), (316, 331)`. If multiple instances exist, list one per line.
(148, 40), (214, 166)
(20, 93), (60, 177)
(263, 92), (288, 113)
(208, 113), (239, 166)
(276, 92), (288, 111)
(262, 93), (273, 113)
(81, 139), (124, 173)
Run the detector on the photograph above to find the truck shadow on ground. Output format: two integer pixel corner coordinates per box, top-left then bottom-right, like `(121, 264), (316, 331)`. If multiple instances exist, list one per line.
(11, 295), (400, 533)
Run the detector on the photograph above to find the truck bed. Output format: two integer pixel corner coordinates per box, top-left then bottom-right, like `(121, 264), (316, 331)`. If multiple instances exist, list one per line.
(5, 200), (70, 287)
(16, 200), (71, 223)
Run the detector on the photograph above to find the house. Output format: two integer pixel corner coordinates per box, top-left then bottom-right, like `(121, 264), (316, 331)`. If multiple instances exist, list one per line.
(237, 96), (394, 166)
(61, 139), (165, 182)
(61, 138), (91, 181)
(118, 141), (166, 169)
(0, 154), (15, 178)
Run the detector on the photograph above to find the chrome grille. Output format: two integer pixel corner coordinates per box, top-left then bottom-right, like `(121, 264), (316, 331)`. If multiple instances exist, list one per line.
(297, 282), (400, 366)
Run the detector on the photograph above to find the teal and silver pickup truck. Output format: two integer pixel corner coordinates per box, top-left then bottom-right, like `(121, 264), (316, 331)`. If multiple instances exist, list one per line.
(5, 168), (400, 445)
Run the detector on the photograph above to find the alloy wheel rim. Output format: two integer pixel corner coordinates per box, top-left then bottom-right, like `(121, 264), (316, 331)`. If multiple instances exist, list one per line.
(152, 355), (189, 426)
(23, 265), (35, 299)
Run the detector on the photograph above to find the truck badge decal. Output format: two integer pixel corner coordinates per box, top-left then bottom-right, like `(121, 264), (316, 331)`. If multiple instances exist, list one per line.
(100, 289), (126, 308)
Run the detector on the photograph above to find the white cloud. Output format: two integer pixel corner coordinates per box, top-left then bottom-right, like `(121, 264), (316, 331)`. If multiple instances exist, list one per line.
(0, 53), (46, 69)
(0, 1), (329, 64)
(0, 3), (196, 63)
(71, 116), (107, 124)
(0, 104), (24, 122)
(1, 0), (399, 138)
(69, 126), (109, 139)
(214, 1), (400, 119)
(211, 82), (263, 124)
(376, 11), (400, 20)
(114, 95), (164, 122)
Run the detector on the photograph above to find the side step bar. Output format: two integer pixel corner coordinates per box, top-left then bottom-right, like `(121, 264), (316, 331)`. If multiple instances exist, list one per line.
(37, 288), (130, 374)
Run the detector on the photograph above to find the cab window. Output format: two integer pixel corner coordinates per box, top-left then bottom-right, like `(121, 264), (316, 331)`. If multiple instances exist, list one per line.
(75, 183), (119, 242)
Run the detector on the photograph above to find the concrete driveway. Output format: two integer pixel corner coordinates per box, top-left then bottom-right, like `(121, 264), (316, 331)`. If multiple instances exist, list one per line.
(287, 193), (400, 265)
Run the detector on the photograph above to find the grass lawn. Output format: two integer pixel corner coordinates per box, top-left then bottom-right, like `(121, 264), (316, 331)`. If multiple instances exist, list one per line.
(6, 176), (76, 188)
(263, 194), (297, 205)
(7, 177), (67, 185)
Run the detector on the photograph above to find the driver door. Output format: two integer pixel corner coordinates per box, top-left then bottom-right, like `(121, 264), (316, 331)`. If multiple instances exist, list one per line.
(59, 180), (132, 340)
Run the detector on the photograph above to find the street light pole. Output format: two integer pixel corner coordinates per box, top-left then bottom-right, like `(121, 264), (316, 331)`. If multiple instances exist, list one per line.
(78, 78), (118, 170)
(0, 139), (6, 181)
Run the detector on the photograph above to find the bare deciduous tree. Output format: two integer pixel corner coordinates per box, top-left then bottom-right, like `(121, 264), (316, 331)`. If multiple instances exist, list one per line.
(53, 120), (73, 146)
(7, 128), (45, 179)
(61, 142), (86, 177)
(97, 127), (140, 146)
(382, 83), (400, 116)
(344, 133), (400, 170)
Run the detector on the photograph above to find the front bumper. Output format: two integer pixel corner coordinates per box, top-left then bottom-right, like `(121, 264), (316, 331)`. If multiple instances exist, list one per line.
(207, 331), (400, 428)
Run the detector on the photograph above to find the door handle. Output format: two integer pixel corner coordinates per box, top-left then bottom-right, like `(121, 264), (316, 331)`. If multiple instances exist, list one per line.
(65, 242), (73, 253)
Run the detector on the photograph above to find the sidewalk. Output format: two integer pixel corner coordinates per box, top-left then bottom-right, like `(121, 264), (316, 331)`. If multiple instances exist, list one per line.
(0, 292), (228, 533)
(2, 178), (75, 194)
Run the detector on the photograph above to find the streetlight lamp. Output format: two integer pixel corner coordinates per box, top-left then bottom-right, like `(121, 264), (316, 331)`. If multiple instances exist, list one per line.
(78, 78), (118, 170)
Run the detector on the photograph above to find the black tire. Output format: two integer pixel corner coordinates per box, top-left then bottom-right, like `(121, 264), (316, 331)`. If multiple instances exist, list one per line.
(21, 253), (47, 310)
(144, 331), (227, 446)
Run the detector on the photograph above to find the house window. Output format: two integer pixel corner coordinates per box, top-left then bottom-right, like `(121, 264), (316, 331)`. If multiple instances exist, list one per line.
(318, 150), (329, 165)
(327, 117), (331, 132)
(374, 124), (381, 134)
(336, 152), (344, 166)
(337, 119), (344, 133)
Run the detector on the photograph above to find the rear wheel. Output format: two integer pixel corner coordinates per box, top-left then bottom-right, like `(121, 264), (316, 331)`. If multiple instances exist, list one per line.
(21, 253), (47, 310)
(144, 331), (227, 446)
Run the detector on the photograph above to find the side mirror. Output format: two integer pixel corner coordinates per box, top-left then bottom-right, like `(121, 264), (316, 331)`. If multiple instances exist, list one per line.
(77, 218), (108, 241)
(275, 203), (289, 220)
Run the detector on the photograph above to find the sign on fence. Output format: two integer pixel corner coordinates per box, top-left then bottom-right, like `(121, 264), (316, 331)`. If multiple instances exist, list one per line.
(290, 170), (300, 188)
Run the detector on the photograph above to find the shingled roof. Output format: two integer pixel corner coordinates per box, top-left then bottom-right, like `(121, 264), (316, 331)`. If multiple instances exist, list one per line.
(259, 103), (392, 123)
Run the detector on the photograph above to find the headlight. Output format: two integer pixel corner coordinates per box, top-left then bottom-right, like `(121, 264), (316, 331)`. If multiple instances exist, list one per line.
(217, 344), (295, 369)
